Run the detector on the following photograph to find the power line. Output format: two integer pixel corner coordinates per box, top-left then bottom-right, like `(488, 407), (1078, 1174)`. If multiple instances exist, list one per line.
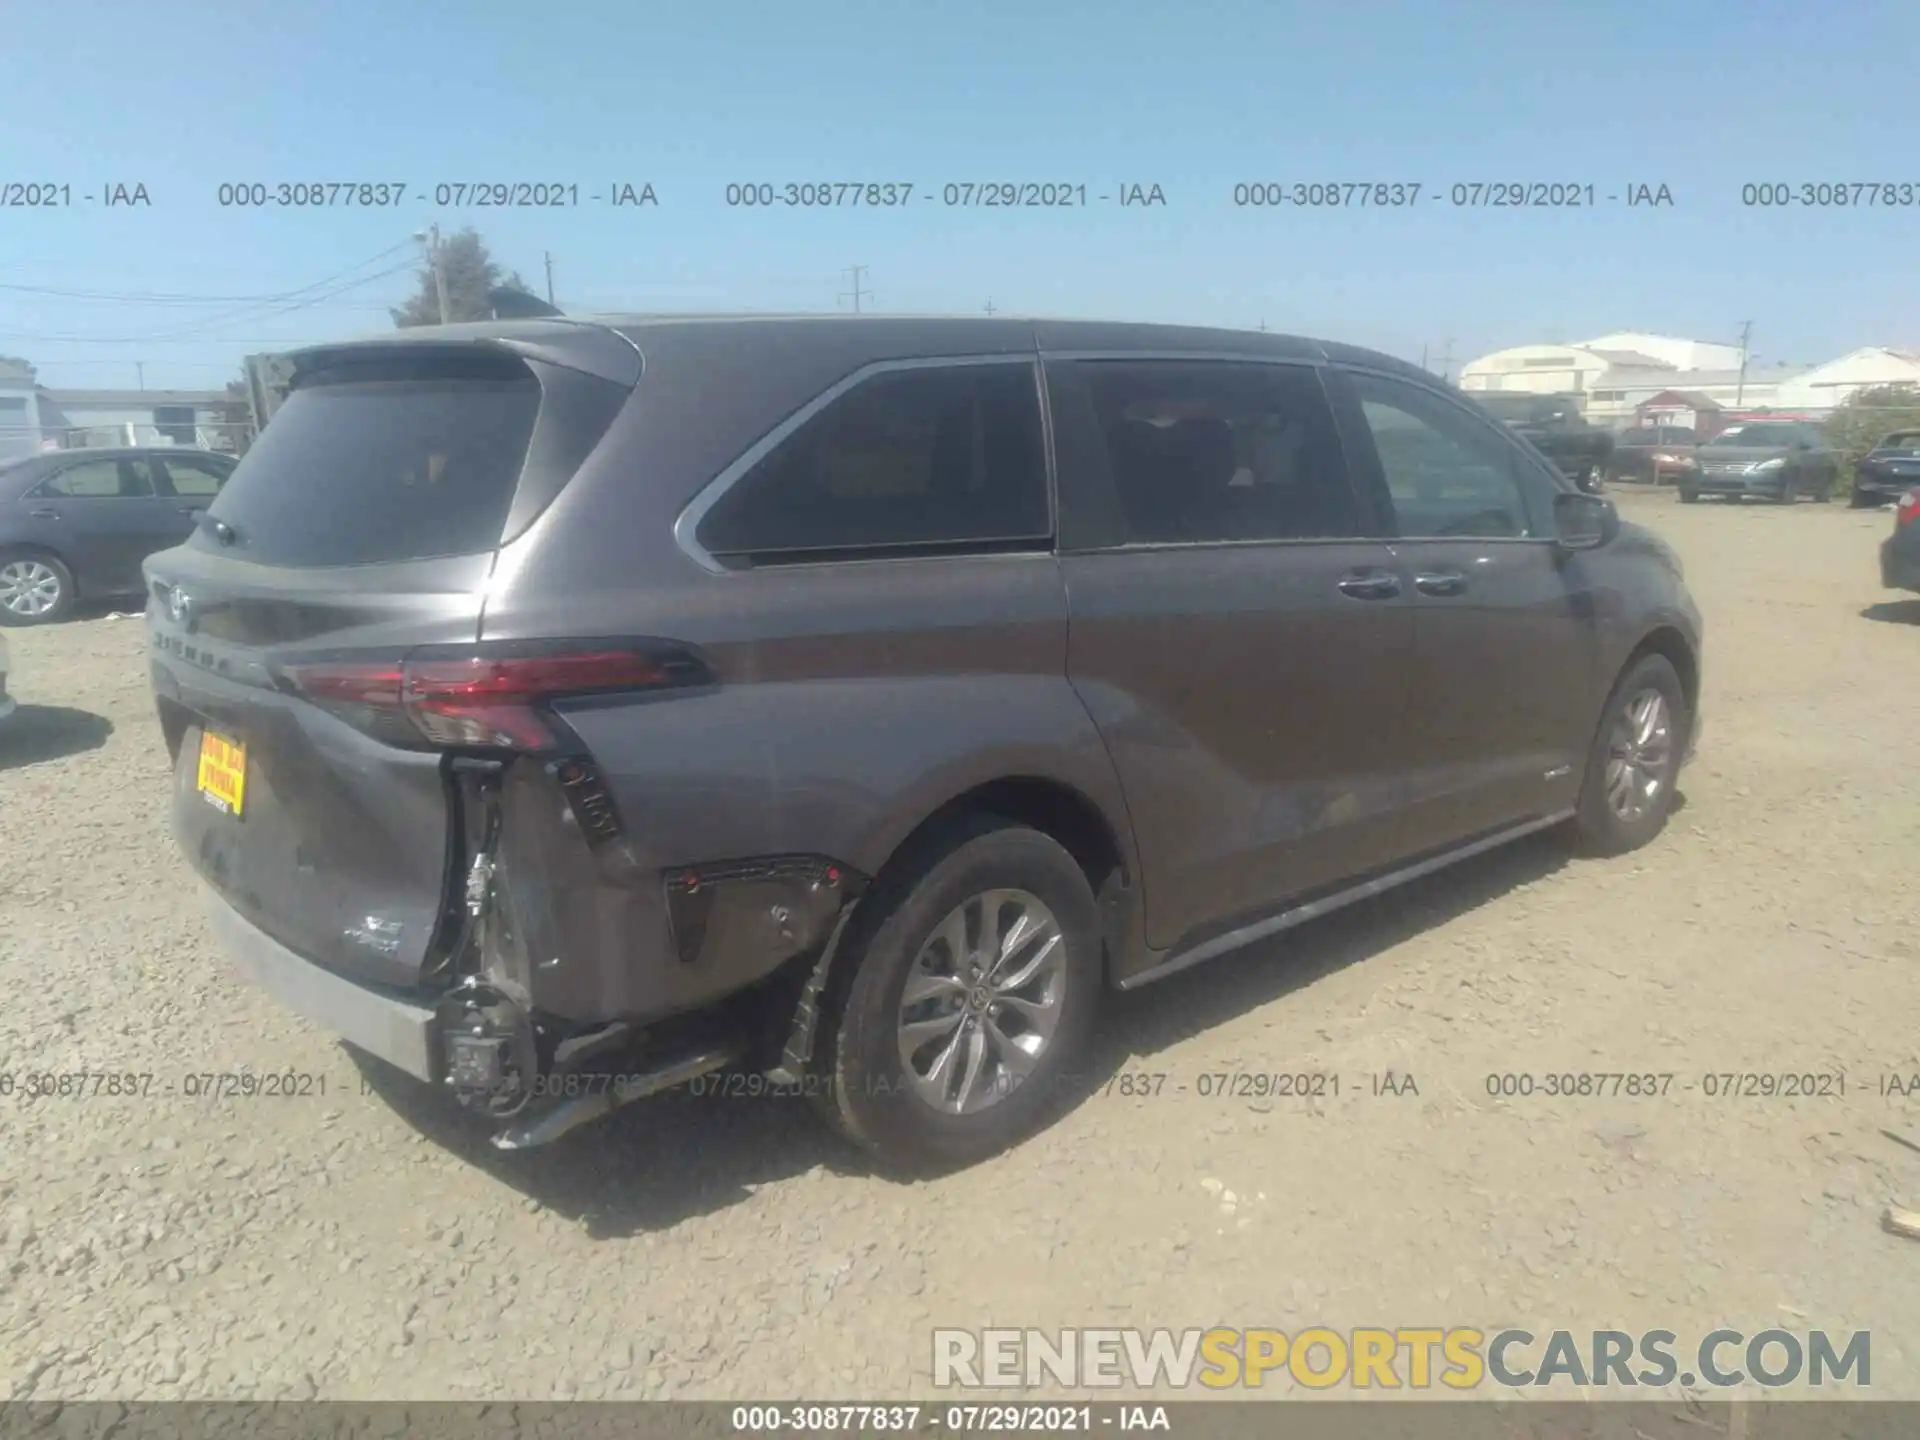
(0, 240), (417, 307)
(27, 358), (239, 369)
(143, 259), (420, 342)
(1, 256), (418, 344)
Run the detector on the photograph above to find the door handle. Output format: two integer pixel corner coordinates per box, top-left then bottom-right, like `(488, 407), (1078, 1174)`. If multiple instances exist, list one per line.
(176, 505), (204, 514)
(1337, 570), (1402, 601)
(1413, 569), (1468, 597)
(27, 507), (59, 520)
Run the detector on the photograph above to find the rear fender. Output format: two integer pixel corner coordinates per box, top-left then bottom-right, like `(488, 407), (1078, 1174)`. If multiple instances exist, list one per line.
(534, 673), (1140, 1035)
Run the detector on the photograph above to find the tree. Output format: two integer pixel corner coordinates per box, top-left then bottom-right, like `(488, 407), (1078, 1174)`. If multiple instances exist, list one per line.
(390, 228), (532, 327)
(1823, 383), (1920, 472)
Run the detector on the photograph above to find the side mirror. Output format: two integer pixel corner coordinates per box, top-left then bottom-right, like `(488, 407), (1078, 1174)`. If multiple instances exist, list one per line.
(1554, 490), (1617, 551)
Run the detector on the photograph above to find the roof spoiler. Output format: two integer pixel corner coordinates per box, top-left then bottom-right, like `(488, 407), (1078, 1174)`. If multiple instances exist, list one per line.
(488, 287), (565, 320)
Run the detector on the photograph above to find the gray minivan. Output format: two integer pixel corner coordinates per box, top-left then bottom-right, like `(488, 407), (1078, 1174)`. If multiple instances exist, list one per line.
(145, 316), (1702, 1170)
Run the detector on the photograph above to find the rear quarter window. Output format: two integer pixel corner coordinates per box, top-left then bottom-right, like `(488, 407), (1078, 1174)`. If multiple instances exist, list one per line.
(199, 369), (541, 567)
(694, 361), (1051, 564)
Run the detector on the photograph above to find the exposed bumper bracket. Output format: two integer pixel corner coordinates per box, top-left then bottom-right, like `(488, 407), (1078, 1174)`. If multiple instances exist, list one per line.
(490, 1040), (742, 1150)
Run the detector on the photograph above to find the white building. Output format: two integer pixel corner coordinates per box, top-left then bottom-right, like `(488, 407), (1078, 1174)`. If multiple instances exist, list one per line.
(0, 370), (238, 456)
(1574, 332), (1745, 372)
(1454, 331), (1920, 424)
(1773, 348), (1920, 410)
(36, 389), (234, 449)
(1457, 343), (1612, 397)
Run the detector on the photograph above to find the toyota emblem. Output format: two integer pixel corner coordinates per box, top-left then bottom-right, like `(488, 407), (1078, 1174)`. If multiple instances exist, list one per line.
(168, 585), (194, 628)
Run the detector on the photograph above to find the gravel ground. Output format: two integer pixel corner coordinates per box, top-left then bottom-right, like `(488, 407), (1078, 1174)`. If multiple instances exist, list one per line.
(1, 490), (1917, 1403)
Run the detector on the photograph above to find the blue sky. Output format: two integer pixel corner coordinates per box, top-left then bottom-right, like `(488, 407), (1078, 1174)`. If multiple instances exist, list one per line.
(2, 0), (1915, 389)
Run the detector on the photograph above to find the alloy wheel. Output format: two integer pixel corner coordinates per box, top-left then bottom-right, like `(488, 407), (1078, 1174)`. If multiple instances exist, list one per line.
(896, 888), (1067, 1116)
(1604, 688), (1674, 824)
(0, 560), (62, 619)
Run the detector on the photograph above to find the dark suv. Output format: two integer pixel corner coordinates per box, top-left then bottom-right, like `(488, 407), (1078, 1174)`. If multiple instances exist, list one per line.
(1472, 392), (1614, 490)
(144, 316), (1702, 1170)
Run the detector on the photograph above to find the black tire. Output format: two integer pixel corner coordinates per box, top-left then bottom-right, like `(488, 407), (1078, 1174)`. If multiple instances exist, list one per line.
(1678, 487), (1699, 505)
(1850, 488), (1882, 509)
(812, 816), (1102, 1172)
(0, 550), (75, 626)
(1573, 652), (1687, 858)
(1773, 473), (1797, 505)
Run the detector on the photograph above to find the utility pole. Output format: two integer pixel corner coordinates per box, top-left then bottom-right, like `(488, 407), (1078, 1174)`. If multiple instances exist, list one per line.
(544, 251), (556, 305)
(984, 298), (996, 315)
(135, 361), (144, 391)
(1257, 320), (1268, 332)
(840, 265), (870, 314)
(1420, 345), (1429, 372)
(1735, 319), (1753, 406)
(1438, 336), (1456, 384)
(419, 225), (450, 324)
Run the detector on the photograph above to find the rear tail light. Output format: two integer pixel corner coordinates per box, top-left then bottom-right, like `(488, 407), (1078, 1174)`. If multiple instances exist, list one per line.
(282, 642), (711, 751)
(1899, 491), (1920, 530)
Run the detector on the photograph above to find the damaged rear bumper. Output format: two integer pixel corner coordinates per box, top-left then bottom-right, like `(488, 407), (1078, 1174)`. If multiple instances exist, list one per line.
(200, 851), (862, 1149)
(207, 882), (437, 1081)
(206, 876), (751, 1147)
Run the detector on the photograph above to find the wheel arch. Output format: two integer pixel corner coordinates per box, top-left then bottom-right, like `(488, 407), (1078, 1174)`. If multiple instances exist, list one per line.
(770, 770), (1142, 1082)
(858, 771), (1138, 973)
(891, 775), (1128, 884)
(0, 539), (74, 570)
(1624, 624), (1699, 721)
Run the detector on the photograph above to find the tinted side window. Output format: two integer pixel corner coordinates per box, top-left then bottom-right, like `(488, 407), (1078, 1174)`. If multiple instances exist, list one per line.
(40, 457), (157, 498)
(156, 456), (232, 497)
(696, 363), (1049, 564)
(1349, 374), (1542, 539)
(1078, 361), (1357, 544)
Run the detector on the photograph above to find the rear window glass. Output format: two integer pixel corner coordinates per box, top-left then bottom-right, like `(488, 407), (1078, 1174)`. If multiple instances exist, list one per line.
(200, 374), (540, 566)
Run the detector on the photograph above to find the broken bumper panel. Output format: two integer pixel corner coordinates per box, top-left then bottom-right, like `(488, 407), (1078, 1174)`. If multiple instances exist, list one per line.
(204, 882), (437, 1082)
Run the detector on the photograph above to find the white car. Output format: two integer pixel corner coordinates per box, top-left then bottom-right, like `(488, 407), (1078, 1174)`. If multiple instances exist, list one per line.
(0, 632), (13, 722)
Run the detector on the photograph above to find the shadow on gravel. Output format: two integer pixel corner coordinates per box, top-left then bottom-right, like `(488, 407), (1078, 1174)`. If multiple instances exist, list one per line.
(351, 824), (1586, 1231)
(0, 704), (114, 771)
(350, 1046), (843, 1237)
(1861, 599), (1920, 626)
(1094, 827), (1574, 1073)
